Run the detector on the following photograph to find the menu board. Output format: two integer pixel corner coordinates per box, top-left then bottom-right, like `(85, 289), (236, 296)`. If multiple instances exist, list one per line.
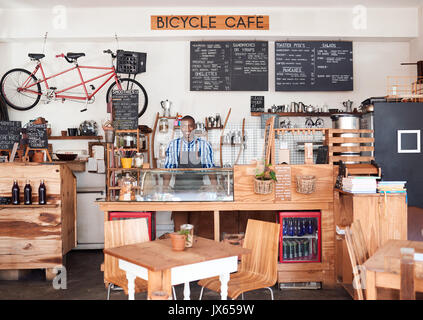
(251, 96), (265, 112)
(27, 123), (48, 149)
(275, 165), (292, 201)
(112, 90), (139, 130)
(190, 41), (268, 91)
(0, 121), (21, 150)
(275, 41), (353, 91)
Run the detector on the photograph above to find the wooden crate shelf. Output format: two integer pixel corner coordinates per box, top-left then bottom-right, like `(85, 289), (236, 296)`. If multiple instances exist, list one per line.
(325, 128), (374, 164)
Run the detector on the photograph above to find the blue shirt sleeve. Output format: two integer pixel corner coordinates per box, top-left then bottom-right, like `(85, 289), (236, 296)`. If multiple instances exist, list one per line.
(164, 139), (178, 168)
(200, 139), (215, 168)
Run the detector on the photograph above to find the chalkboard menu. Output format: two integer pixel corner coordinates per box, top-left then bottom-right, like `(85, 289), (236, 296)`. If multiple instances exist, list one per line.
(0, 121), (21, 150)
(275, 41), (353, 91)
(112, 90), (139, 130)
(251, 96), (264, 112)
(190, 41), (268, 91)
(27, 123), (48, 149)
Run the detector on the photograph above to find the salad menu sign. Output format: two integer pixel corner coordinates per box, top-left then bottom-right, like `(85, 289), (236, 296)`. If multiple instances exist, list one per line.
(27, 123), (48, 149)
(275, 41), (353, 91)
(190, 41), (268, 91)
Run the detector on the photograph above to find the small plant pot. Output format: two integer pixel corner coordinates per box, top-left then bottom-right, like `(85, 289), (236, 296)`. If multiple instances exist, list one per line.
(169, 233), (186, 251)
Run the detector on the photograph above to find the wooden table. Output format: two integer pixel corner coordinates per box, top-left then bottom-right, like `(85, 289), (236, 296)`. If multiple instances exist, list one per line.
(103, 236), (250, 300)
(364, 239), (423, 299)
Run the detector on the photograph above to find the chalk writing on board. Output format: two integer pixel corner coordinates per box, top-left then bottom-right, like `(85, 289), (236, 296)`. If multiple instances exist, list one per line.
(190, 41), (268, 91)
(0, 121), (21, 150)
(275, 41), (353, 91)
(27, 123), (48, 149)
(112, 90), (139, 130)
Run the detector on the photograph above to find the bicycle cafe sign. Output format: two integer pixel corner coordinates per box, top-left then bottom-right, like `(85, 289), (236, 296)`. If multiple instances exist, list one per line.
(151, 15), (269, 30)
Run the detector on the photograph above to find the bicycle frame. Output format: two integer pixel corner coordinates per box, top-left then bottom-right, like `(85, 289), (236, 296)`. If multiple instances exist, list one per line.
(20, 61), (122, 101)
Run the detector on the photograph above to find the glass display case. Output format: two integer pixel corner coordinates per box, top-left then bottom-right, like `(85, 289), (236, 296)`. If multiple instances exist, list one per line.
(108, 168), (233, 202)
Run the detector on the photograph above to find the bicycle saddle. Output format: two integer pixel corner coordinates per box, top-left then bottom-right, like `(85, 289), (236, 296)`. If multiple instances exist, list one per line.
(66, 52), (85, 60)
(28, 53), (45, 60)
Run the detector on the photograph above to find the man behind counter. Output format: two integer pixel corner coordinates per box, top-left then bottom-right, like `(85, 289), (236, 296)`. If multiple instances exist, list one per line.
(163, 115), (218, 235)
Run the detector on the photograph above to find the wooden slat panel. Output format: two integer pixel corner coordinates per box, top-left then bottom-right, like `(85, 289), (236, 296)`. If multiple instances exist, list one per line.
(329, 129), (373, 133)
(329, 146), (374, 153)
(0, 163), (61, 195)
(0, 207), (61, 240)
(0, 239), (62, 269)
(328, 137), (374, 144)
(329, 156), (374, 162)
(278, 270), (323, 283)
(61, 165), (76, 255)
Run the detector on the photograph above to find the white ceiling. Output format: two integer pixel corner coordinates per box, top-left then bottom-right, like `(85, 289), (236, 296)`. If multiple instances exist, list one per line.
(1, 0), (422, 8)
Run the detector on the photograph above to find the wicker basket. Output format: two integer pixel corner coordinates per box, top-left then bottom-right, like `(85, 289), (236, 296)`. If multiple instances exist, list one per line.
(254, 178), (274, 195)
(296, 175), (316, 194)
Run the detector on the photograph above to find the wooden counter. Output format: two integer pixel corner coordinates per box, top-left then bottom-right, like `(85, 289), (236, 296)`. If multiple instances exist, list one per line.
(0, 163), (76, 280)
(334, 189), (407, 295)
(98, 164), (336, 286)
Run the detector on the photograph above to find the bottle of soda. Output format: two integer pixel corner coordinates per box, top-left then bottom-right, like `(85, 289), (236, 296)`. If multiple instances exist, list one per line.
(12, 180), (20, 205)
(38, 180), (46, 205)
(24, 180), (32, 205)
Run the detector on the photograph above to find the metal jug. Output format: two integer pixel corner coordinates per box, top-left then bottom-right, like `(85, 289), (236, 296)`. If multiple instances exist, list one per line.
(342, 100), (353, 112)
(160, 99), (172, 117)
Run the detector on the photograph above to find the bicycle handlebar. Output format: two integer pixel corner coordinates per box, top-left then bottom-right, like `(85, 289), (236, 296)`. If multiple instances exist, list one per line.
(103, 49), (116, 58)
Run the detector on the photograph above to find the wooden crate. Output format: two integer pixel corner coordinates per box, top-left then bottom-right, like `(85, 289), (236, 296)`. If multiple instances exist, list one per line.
(325, 129), (374, 164)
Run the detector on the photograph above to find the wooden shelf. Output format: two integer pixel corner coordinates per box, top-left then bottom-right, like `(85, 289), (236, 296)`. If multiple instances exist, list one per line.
(48, 136), (103, 140)
(51, 160), (87, 172)
(108, 167), (143, 171)
(0, 204), (59, 209)
(250, 112), (363, 117)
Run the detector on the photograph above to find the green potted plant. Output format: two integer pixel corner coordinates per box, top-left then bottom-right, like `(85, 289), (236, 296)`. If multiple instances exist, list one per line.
(254, 162), (277, 195)
(169, 229), (189, 251)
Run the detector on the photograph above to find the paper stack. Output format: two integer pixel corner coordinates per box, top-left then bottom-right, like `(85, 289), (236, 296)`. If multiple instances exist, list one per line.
(377, 181), (407, 194)
(342, 176), (378, 193)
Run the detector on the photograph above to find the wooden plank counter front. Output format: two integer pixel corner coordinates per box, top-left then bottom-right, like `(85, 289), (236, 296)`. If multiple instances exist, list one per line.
(0, 163), (76, 280)
(98, 164), (336, 285)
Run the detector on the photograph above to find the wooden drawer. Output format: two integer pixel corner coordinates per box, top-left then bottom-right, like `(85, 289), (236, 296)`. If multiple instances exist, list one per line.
(0, 208), (61, 240)
(0, 239), (62, 269)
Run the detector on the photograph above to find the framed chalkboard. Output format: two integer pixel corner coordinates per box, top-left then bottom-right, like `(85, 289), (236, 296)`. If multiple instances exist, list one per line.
(190, 41), (268, 91)
(112, 90), (139, 130)
(27, 123), (48, 149)
(275, 41), (353, 91)
(251, 96), (265, 112)
(0, 121), (21, 150)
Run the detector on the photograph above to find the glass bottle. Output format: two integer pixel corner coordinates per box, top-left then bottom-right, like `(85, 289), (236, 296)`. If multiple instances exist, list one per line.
(24, 180), (32, 205)
(288, 219), (294, 237)
(38, 180), (46, 205)
(12, 180), (20, 205)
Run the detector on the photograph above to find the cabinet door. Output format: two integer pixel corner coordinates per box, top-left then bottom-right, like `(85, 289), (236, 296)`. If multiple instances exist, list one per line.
(76, 192), (105, 248)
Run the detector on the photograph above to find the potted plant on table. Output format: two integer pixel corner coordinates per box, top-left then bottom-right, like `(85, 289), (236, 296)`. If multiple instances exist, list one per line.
(169, 229), (190, 251)
(254, 162), (277, 195)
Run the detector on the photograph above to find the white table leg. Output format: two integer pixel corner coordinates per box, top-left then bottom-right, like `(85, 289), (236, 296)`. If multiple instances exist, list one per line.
(183, 282), (190, 300)
(219, 273), (230, 300)
(126, 272), (136, 300)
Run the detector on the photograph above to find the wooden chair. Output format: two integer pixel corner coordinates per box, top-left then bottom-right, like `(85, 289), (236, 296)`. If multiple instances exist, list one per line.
(104, 218), (150, 300)
(344, 219), (369, 300)
(198, 219), (280, 300)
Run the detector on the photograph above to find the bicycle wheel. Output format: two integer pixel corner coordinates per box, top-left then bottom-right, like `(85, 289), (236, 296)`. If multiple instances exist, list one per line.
(106, 78), (148, 118)
(0, 68), (41, 111)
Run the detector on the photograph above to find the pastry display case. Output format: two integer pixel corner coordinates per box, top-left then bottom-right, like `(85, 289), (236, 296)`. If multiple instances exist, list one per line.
(108, 168), (233, 202)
